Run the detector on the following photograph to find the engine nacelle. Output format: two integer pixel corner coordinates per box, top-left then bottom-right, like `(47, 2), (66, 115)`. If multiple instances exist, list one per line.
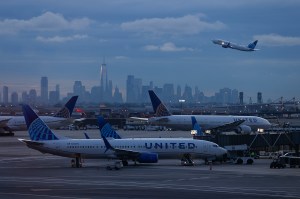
(137, 152), (158, 163)
(235, 125), (252, 134)
(222, 42), (230, 48)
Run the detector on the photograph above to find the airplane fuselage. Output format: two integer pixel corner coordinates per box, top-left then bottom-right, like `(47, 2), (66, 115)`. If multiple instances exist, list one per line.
(148, 115), (271, 131)
(0, 116), (73, 131)
(212, 39), (256, 51)
(20, 138), (227, 160)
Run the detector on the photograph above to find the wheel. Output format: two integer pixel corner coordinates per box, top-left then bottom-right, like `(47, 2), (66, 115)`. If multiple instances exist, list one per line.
(236, 158), (243, 164)
(246, 159), (253, 165)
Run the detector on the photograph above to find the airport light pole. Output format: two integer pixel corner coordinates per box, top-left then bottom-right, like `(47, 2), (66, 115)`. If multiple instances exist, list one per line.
(179, 99), (185, 115)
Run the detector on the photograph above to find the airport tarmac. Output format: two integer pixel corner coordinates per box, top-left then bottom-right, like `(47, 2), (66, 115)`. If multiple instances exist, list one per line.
(1, 130), (300, 199)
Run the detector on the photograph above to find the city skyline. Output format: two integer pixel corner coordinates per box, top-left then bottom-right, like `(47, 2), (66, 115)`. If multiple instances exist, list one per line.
(0, 1), (300, 100)
(0, 74), (293, 105)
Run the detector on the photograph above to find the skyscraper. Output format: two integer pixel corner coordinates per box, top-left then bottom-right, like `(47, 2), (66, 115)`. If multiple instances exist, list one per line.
(41, 76), (48, 104)
(100, 59), (108, 99)
(11, 92), (18, 105)
(3, 86), (8, 104)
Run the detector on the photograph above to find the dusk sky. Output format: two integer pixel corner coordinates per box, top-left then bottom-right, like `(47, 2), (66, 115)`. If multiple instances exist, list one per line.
(1, 0), (300, 102)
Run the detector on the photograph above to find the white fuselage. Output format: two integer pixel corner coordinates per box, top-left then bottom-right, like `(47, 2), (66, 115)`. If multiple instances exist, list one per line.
(21, 138), (227, 161)
(0, 116), (72, 131)
(212, 39), (255, 51)
(148, 115), (271, 131)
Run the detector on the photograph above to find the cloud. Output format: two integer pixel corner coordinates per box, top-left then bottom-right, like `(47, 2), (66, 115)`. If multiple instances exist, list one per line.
(254, 34), (300, 46)
(0, 11), (92, 34)
(36, 34), (88, 43)
(144, 42), (194, 52)
(121, 14), (226, 35)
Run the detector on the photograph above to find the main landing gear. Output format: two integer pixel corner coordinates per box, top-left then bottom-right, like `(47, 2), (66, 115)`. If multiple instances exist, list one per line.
(71, 155), (82, 168)
(181, 154), (195, 166)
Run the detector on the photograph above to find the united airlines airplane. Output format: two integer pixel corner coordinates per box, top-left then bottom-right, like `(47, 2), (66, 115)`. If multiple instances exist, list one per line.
(212, 39), (259, 51)
(132, 90), (271, 133)
(0, 96), (78, 132)
(19, 104), (227, 168)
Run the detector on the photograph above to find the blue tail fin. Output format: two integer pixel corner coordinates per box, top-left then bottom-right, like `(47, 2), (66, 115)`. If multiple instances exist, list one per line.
(22, 104), (58, 141)
(248, 40), (258, 49)
(191, 116), (204, 136)
(98, 116), (121, 139)
(148, 90), (171, 117)
(54, 96), (78, 118)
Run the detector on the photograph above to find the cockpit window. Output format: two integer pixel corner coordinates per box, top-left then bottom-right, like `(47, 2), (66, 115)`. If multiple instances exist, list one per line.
(213, 144), (219, 147)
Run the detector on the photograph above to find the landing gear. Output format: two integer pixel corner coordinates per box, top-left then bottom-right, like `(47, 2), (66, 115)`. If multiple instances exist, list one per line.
(71, 155), (82, 168)
(122, 160), (129, 166)
(181, 154), (195, 166)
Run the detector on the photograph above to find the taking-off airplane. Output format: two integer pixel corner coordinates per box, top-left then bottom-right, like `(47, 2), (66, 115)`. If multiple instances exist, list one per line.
(212, 39), (259, 51)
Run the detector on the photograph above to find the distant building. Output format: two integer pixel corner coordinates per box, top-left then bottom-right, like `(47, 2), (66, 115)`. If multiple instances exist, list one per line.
(3, 86), (8, 104)
(113, 86), (123, 103)
(41, 77), (48, 104)
(126, 75), (142, 103)
(257, 92), (263, 104)
(11, 92), (18, 105)
(239, 92), (244, 105)
(29, 89), (37, 105)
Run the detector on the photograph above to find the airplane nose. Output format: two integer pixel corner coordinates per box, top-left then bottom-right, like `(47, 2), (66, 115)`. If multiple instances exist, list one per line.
(212, 39), (217, 44)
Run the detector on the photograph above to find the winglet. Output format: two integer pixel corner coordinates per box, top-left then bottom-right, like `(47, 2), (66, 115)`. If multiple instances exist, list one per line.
(191, 116), (204, 136)
(148, 90), (171, 117)
(22, 104), (58, 141)
(248, 40), (258, 49)
(97, 116), (121, 139)
(54, 96), (78, 118)
(101, 134), (115, 153)
(84, 132), (90, 139)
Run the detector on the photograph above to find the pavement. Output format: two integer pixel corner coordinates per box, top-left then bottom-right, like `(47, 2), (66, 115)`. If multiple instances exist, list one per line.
(0, 130), (300, 199)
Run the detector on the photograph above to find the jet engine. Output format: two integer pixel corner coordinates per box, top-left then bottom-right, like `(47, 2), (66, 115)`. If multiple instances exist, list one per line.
(222, 42), (230, 48)
(137, 152), (158, 163)
(235, 125), (252, 134)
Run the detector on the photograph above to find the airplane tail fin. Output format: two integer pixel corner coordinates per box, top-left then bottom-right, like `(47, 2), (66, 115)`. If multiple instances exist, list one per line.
(191, 116), (204, 136)
(22, 104), (59, 141)
(148, 90), (171, 117)
(53, 96), (78, 118)
(248, 40), (258, 49)
(97, 116), (121, 139)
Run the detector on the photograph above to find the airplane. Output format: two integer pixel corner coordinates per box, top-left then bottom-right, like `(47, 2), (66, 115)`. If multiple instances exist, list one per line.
(19, 104), (227, 168)
(131, 90), (271, 133)
(212, 39), (259, 51)
(0, 96), (78, 133)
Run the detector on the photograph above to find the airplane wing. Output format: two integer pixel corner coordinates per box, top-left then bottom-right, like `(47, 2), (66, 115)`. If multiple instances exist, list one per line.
(102, 136), (140, 159)
(129, 117), (149, 121)
(102, 136), (158, 163)
(209, 120), (245, 133)
(18, 139), (44, 146)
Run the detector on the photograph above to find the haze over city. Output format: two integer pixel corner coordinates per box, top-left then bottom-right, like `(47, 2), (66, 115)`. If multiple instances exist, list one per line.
(1, 1), (300, 101)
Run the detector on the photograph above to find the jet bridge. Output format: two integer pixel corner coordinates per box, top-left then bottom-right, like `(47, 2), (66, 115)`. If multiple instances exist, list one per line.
(194, 131), (300, 154)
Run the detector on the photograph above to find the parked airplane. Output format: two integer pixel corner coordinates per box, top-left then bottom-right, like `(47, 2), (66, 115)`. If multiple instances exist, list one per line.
(19, 104), (227, 168)
(0, 96), (78, 132)
(212, 39), (259, 51)
(132, 90), (271, 133)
